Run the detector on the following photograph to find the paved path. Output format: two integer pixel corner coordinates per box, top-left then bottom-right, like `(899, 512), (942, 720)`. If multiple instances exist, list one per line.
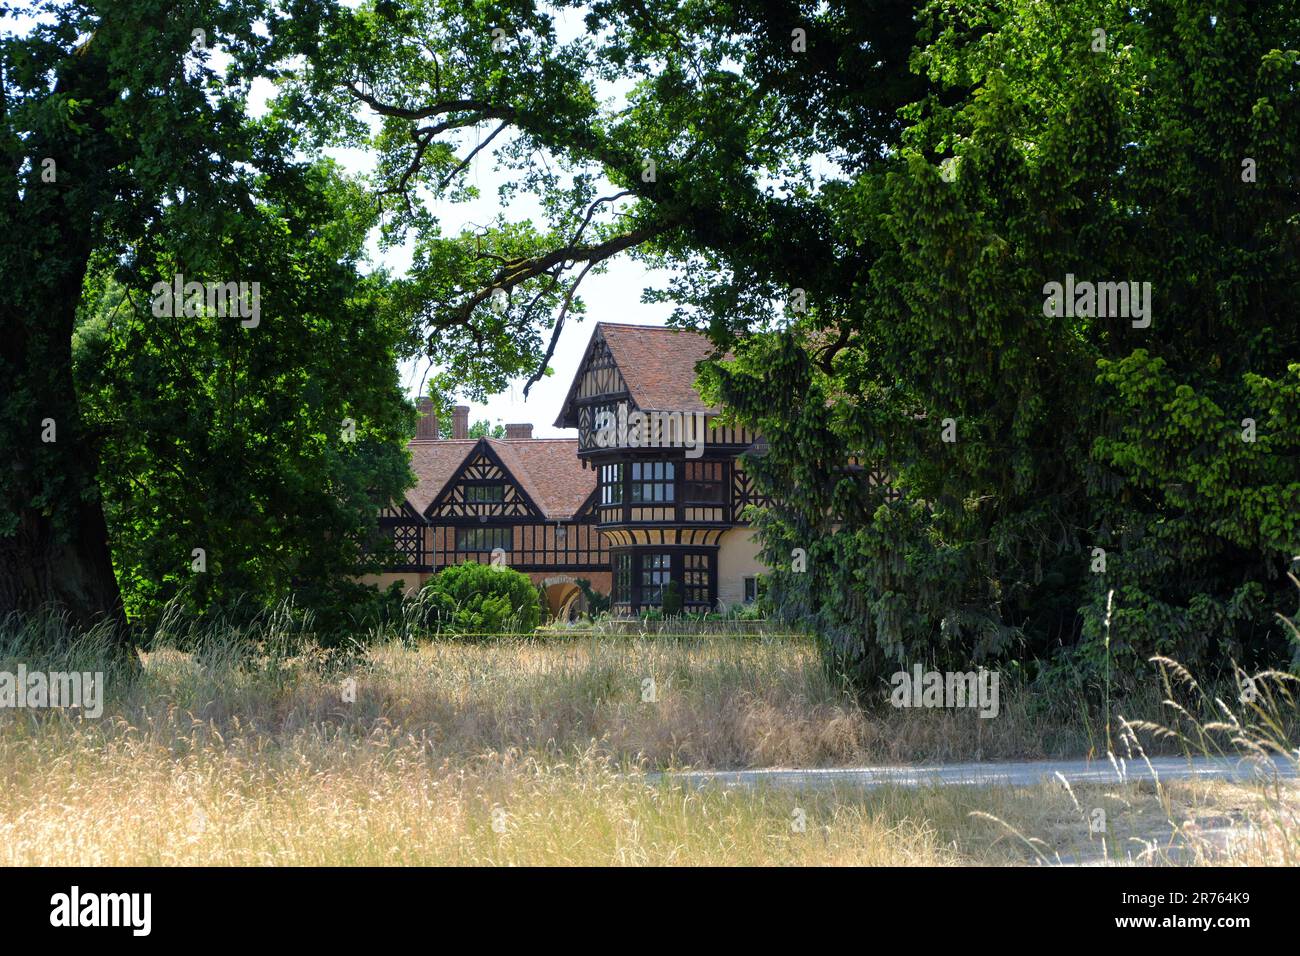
(659, 754), (1297, 792)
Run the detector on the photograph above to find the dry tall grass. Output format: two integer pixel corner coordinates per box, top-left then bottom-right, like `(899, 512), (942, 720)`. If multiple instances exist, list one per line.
(0, 611), (1295, 865)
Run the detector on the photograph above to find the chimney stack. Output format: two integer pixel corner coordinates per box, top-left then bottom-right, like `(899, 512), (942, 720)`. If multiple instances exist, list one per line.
(505, 423), (533, 441)
(452, 405), (470, 440)
(415, 397), (440, 441)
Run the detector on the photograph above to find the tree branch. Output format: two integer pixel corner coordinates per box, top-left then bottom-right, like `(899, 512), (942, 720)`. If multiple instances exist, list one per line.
(818, 323), (852, 375)
(345, 82), (514, 123)
(437, 121), (509, 190)
(523, 259), (596, 398)
(568, 190), (633, 248)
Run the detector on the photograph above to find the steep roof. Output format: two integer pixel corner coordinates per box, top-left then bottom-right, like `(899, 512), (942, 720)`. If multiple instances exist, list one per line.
(598, 322), (719, 413)
(405, 437), (594, 521)
(406, 440), (478, 515)
(487, 438), (593, 520)
(555, 323), (722, 427)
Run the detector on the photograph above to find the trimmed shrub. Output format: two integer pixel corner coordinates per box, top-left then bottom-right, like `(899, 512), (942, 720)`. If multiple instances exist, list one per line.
(420, 562), (541, 638)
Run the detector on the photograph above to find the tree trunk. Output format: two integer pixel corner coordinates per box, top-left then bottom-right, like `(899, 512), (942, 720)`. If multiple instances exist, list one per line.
(0, 253), (127, 634)
(0, 496), (126, 633)
(0, 45), (127, 637)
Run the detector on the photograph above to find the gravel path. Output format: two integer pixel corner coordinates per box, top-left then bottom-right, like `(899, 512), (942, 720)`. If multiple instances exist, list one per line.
(659, 754), (1296, 791)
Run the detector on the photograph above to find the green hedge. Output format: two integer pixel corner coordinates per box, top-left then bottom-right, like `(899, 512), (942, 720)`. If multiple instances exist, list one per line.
(420, 562), (540, 638)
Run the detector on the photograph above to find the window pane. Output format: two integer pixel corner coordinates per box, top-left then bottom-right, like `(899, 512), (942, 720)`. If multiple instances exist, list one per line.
(456, 527), (511, 551)
(466, 485), (505, 503)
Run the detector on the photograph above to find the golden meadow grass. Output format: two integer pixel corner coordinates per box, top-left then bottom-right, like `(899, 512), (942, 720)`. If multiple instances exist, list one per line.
(0, 622), (1295, 865)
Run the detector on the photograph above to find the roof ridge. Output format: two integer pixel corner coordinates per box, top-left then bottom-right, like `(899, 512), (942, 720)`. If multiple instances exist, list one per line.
(599, 321), (706, 332)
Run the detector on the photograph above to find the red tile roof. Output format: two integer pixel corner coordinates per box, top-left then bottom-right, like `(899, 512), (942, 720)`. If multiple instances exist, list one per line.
(406, 439), (478, 515)
(597, 323), (721, 413)
(486, 438), (594, 520)
(405, 437), (594, 520)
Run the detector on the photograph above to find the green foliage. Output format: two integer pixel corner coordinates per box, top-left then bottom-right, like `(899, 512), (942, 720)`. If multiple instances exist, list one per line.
(575, 578), (610, 616)
(2, 2), (294, 626)
(731, 600), (765, 623)
(709, 0), (1300, 689)
(423, 372), (458, 438)
(420, 562), (541, 637)
(281, 0), (1293, 685)
(660, 580), (684, 617)
(3, 1), (599, 633)
(10, 0), (1295, 685)
(535, 582), (551, 624)
(278, 0), (622, 402)
(72, 158), (414, 636)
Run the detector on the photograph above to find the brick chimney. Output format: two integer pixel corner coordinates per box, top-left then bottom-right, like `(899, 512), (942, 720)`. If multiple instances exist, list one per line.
(415, 397), (439, 441)
(452, 405), (470, 440)
(505, 423), (533, 441)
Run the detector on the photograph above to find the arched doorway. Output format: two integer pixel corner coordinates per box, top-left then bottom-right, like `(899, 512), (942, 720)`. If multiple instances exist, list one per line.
(540, 577), (586, 621)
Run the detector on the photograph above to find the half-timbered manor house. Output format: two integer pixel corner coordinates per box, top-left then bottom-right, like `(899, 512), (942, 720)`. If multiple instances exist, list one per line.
(365, 323), (769, 618)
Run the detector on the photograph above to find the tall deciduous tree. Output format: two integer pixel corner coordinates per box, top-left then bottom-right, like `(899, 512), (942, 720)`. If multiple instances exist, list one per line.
(710, 0), (1300, 686)
(2, 3), (273, 628)
(73, 159), (414, 630)
(280, 0), (927, 384)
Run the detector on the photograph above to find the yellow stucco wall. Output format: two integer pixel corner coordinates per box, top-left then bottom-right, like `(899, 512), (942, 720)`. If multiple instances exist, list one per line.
(716, 527), (766, 609)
